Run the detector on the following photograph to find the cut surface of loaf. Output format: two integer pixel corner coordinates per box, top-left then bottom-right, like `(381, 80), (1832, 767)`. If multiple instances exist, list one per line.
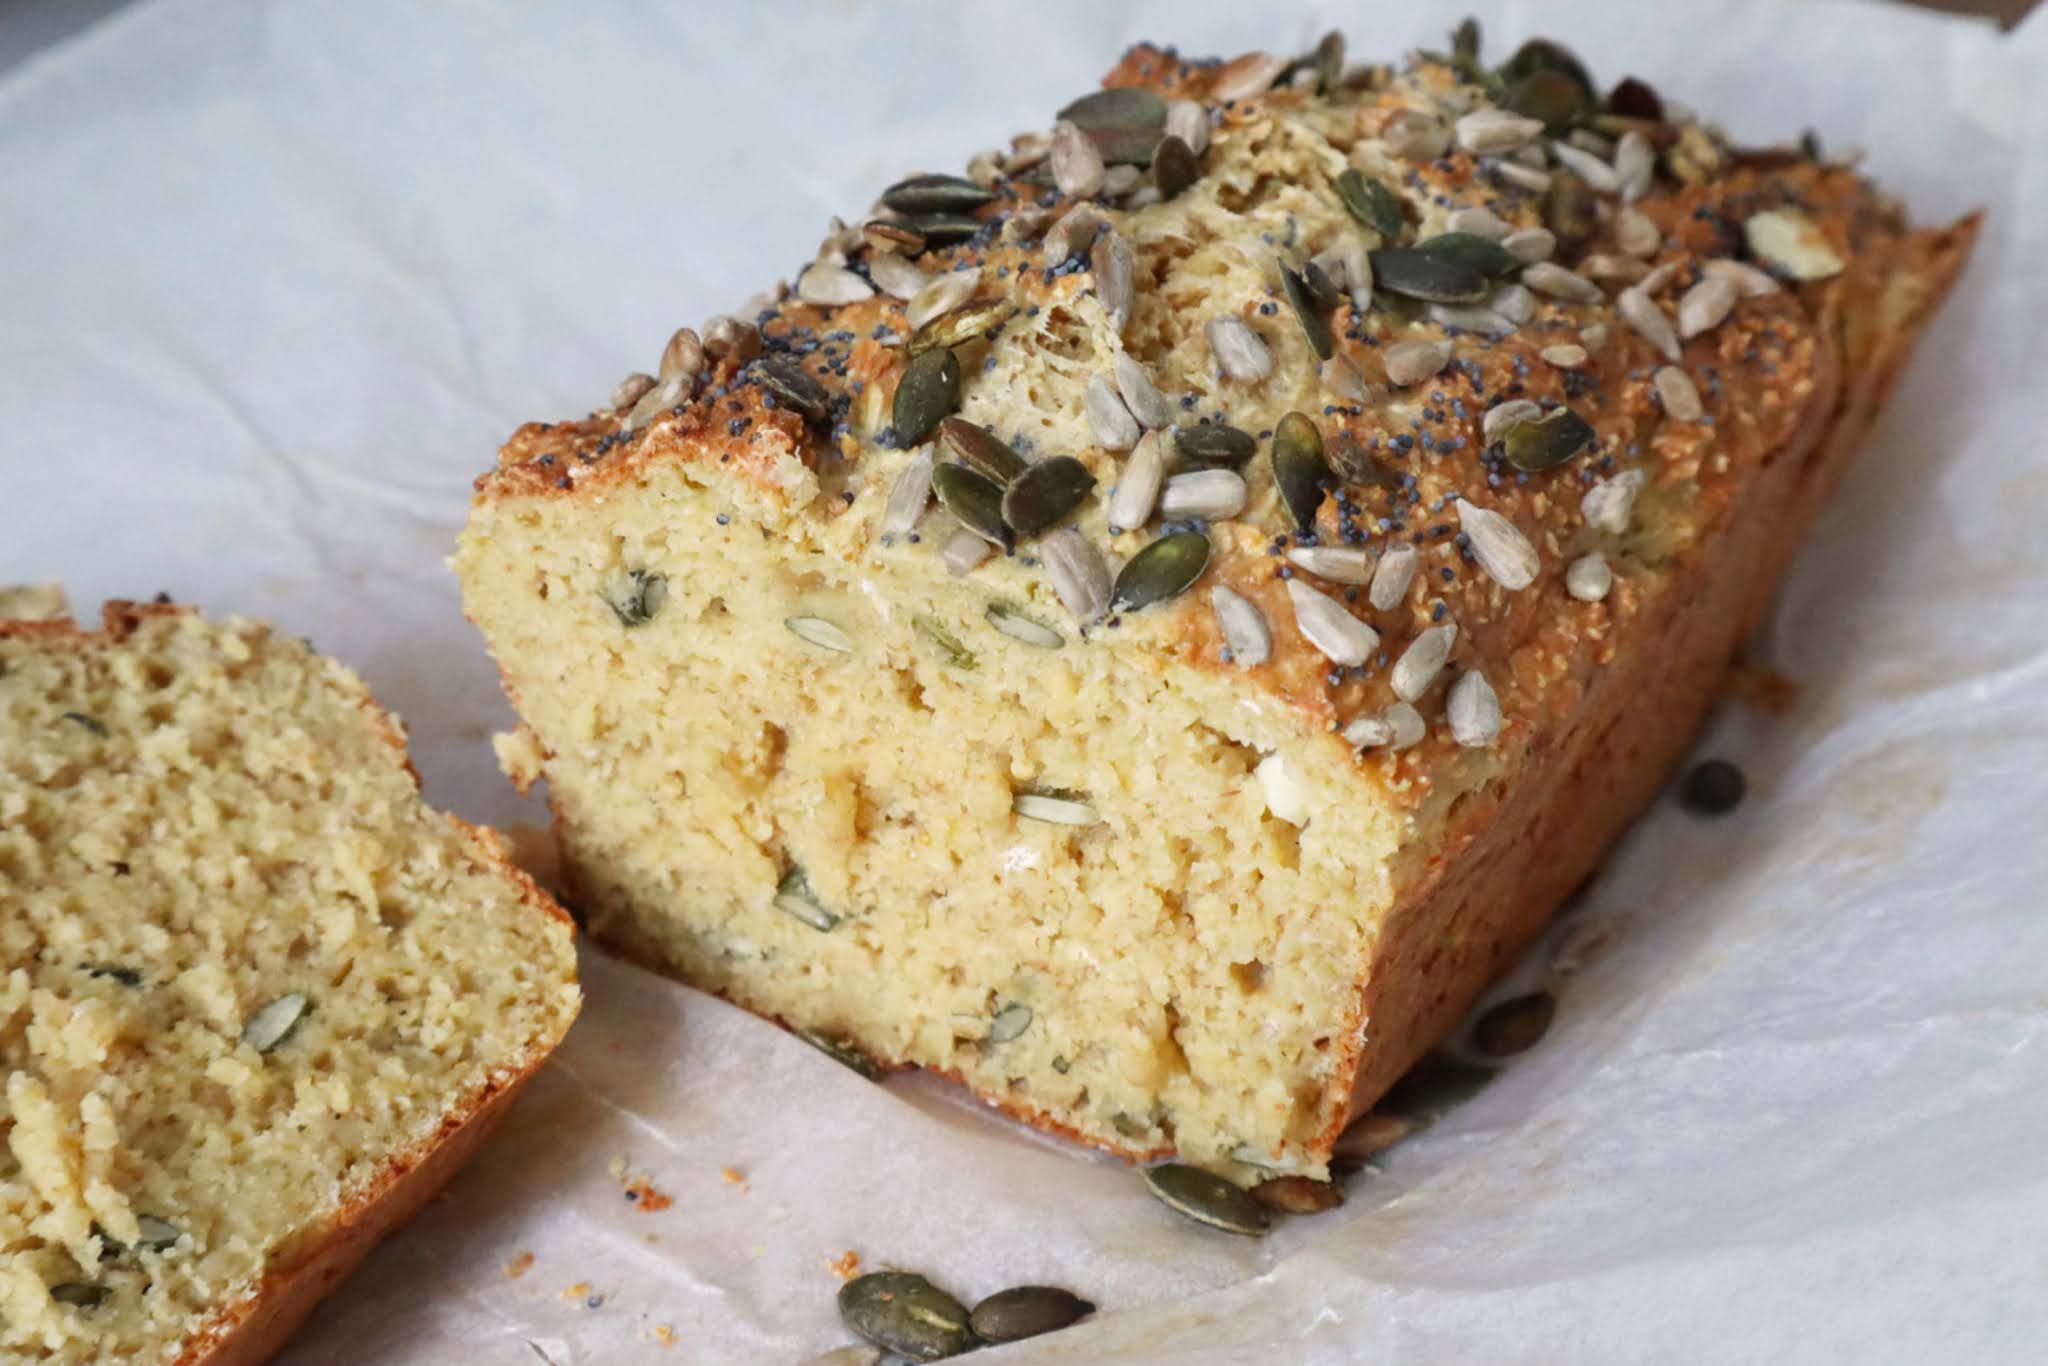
(457, 32), (1974, 1177)
(0, 598), (581, 1365)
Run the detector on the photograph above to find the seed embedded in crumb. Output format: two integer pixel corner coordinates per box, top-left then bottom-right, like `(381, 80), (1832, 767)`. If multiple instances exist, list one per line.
(941, 527), (992, 576)
(879, 446), (935, 538)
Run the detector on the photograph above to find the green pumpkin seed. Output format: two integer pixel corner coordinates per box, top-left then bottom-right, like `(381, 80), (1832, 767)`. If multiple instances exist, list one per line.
(936, 417), (1026, 485)
(1415, 231), (1520, 279)
(134, 1215), (182, 1252)
(931, 463), (1013, 548)
(1270, 413), (1330, 533)
(241, 993), (307, 1053)
(1057, 86), (1167, 134)
(1152, 133), (1200, 199)
(1450, 16), (1483, 69)
(988, 1001), (1033, 1043)
(838, 1271), (976, 1362)
(786, 615), (856, 654)
(1013, 792), (1100, 826)
(1336, 168), (1403, 240)
(1377, 1052), (1498, 1119)
(1251, 1175), (1345, 1214)
(970, 1286), (1096, 1344)
(1051, 1054), (1071, 1074)
(1279, 265), (1333, 360)
(774, 867), (840, 931)
(600, 569), (667, 627)
(907, 301), (1014, 359)
(914, 617), (977, 669)
(1170, 423), (1256, 467)
(1143, 1164), (1270, 1236)
(61, 711), (108, 737)
(985, 602), (1064, 649)
(754, 356), (831, 425)
(892, 348), (961, 447)
(881, 174), (996, 215)
(1605, 75), (1665, 120)
(50, 1283), (109, 1309)
(1000, 456), (1097, 537)
(797, 1028), (886, 1080)
(1111, 1111), (1148, 1139)
(1472, 990), (1557, 1057)
(1499, 406), (1596, 471)
(1498, 36), (1594, 93)
(892, 212), (985, 248)
(1367, 248), (1488, 303)
(1110, 531), (1211, 612)
(1086, 124), (1162, 167)
(1310, 29), (1346, 93)
(1501, 69), (1588, 130)
(1299, 259), (1342, 313)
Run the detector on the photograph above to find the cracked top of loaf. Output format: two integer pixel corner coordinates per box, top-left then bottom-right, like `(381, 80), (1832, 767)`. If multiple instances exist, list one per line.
(470, 25), (1971, 817)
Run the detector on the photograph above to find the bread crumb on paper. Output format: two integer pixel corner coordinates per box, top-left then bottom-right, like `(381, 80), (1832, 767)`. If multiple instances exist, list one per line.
(503, 1250), (535, 1279)
(827, 1250), (862, 1281)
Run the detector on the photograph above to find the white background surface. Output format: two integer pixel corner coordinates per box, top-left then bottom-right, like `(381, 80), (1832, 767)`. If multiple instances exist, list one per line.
(4, 1), (2047, 1362)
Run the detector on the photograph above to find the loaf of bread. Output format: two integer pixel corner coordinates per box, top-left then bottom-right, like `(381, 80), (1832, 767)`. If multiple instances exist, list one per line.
(1, 598), (581, 1365)
(455, 28), (1974, 1179)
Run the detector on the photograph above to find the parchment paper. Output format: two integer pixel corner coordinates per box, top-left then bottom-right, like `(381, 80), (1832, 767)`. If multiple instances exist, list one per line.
(3, 1), (2046, 1361)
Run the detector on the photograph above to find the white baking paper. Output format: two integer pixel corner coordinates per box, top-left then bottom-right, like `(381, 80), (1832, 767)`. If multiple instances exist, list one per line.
(3, 0), (2046, 1361)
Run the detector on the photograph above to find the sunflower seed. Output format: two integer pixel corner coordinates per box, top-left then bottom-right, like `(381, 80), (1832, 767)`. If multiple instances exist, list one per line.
(1320, 354), (1373, 403)
(600, 569), (667, 627)
(756, 357), (831, 425)
(1446, 206), (1510, 240)
(1108, 430), (1167, 532)
(1251, 1176), (1344, 1215)
(774, 867), (840, 931)
(1050, 119), (1106, 198)
(904, 268), (981, 332)
(1546, 139), (1620, 193)
(880, 446), (935, 538)
(1112, 530), (1210, 612)
(865, 221), (927, 256)
(1745, 208), (1846, 283)
(1164, 99), (1209, 155)
(1343, 713), (1393, 748)
(1456, 501), (1539, 589)
(1456, 109), (1545, 155)
(1172, 423), (1256, 467)
(1353, 700), (1423, 750)
(932, 462), (1011, 547)
(1702, 257), (1783, 298)
(893, 348), (961, 446)
(1152, 134), (1200, 199)
(1369, 248), (1488, 303)
(1286, 545), (1372, 584)
(1567, 129), (1616, 157)
(1102, 162), (1142, 197)
(1112, 353), (1174, 429)
(882, 173), (995, 216)
(1581, 322), (1611, 349)
(1383, 109), (1451, 161)
(806, 1347), (882, 1366)
(1490, 159), (1554, 193)
(942, 527), (992, 576)
(964, 150), (1003, 187)
(1287, 579), (1377, 666)
(1638, 260), (1685, 295)
(1334, 237), (1374, 307)
(1615, 130), (1656, 200)
(1209, 585), (1270, 665)
(1013, 792), (1099, 826)
(1001, 456), (1097, 536)
(50, 1283), (109, 1309)
(1473, 990), (1557, 1056)
(797, 263), (875, 307)
(1615, 207), (1661, 259)
(1042, 527), (1112, 619)
(986, 602), (1064, 649)
(624, 373), (687, 429)
(1566, 551), (1613, 601)
(838, 1272), (975, 1361)
(1677, 276), (1737, 339)
(1583, 468), (1646, 533)
(1159, 469), (1247, 521)
(1489, 283), (1536, 325)
(867, 253), (930, 301)
(1205, 318), (1272, 382)
(1520, 261), (1603, 303)
(786, 615), (855, 654)
(1616, 287), (1681, 361)
(241, 993), (308, 1052)
(1580, 253), (1648, 286)
(1043, 204), (1106, 263)
(1143, 1164), (1269, 1236)
(1091, 230), (1136, 333)
(908, 299), (1013, 358)
(1336, 168), (1403, 239)
(970, 1286), (1096, 1344)
(701, 314), (760, 363)
(1271, 413), (1330, 532)
(610, 371), (655, 412)
(936, 417), (1025, 485)
(1391, 623), (1458, 701)
(1447, 669), (1502, 746)
(1429, 302), (1515, 337)
(1501, 226), (1556, 262)
(1383, 338), (1451, 387)
(1416, 231), (1520, 278)
(1482, 400), (1542, 445)
(1541, 343), (1588, 369)
(1368, 542), (1419, 611)
(1084, 374), (1142, 450)
(1211, 50), (1288, 102)
(1502, 406), (1596, 471)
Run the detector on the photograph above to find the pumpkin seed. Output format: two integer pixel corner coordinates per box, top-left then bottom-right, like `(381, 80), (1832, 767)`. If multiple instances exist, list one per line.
(1171, 423), (1256, 468)
(1501, 70), (1587, 130)
(969, 1286), (1096, 1344)
(1013, 792), (1100, 826)
(1680, 757), (1746, 814)
(1378, 1053), (1498, 1118)
(1605, 74), (1664, 119)
(1369, 543), (1419, 611)
(241, 993), (308, 1053)
(1001, 456), (1097, 536)
(1286, 545), (1372, 584)
(988, 1001), (1033, 1043)
(1391, 623), (1458, 701)
(1447, 669), (1502, 746)
(786, 615), (856, 654)
(50, 1283), (109, 1309)
(936, 417), (1026, 485)
(797, 1028), (885, 1080)
(1058, 86), (1167, 134)
(1204, 318), (1273, 382)
(61, 711), (108, 737)
(1040, 528), (1112, 621)
(1456, 501), (1539, 589)
(838, 1272), (975, 1362)
(1084, 374), (1142, 450)
(1112, 353), (1174, 429)
(1499, 36), (1595, 92)
(895, 212), (984, 248)
(1152, 133), (1200, 199)
(1416, 232), (1520, 278)
(932, 463), (1012, 548)
(1335, 168), (1403, 239)
(1158, 469), (1247, 521)
(1500, 405), (1596, 471)
(1209, 585), (1270, 666)
(893, 348), (961, 446)
(907, 301), (1012, 359)
(1279, 264), (1333, 360)
(1565, 551), (1613, 601)
(1472, 990), (1557, 1057)
(1111, 1111), (1148, 1139)
(1270, 412), (1330, 532)
(1091, 230), (1135, 332)
(774, 867), (840, 931)
(1367, 248), (1488, 303)
(1449, 15), (1482, 68)
(914, 617), (977, 669)
(1143, 1164), (1270, 1236)
(1287, 579), (1378, 666)
(1108, 430), (1168, 532)
(880, 446), (936, 538)
(985, 603), (1064, 649)
(1111, 531), (1210, 612)
(1251, 1176), (1345, 1215)
(881, 173), (995, 215)
(135, 1215), (182, 1252)
(754, 356), (830, 425)
(1309, 28), (1346, 92)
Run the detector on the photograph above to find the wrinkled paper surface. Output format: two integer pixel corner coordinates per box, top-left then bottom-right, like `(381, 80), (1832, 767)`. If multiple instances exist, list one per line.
(3, 1), (2046, 1361)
